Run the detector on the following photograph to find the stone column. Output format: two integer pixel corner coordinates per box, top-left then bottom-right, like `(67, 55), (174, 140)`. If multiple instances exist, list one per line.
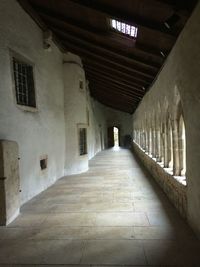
(172, 120), (180, 176)
(152, 129), (156, 158)
(164, 123), (169, 167)
(149, 130), (152, 155)
(145, 131), (148, 152)
(156, 130), (162, 162)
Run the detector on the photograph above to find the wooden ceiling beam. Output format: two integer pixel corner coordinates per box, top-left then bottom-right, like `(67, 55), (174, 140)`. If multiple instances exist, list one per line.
(84, 64), (146, 91)
(88, 77), (143, 99)
(67, 0), (176, 36)
(93, 97), (133, 114)
(90, 86), (138, 105)
(62, 42), (154, 82)
(93, 92), (135, 110)
(86, 72), (144, 95)
(37, 11), (163, 67)
(53, 27), (158, 75)
(91, 91), (135, 113)
(90, 81), (140, 100)
(82, 59), (149, 88)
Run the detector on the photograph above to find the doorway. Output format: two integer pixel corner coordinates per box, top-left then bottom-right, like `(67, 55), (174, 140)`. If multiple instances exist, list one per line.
(113, 127), (119, 147)
(107, 126), (120, 147)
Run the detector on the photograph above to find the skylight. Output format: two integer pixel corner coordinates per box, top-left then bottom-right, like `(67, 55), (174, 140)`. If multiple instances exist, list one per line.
(111, 19), (138, 38)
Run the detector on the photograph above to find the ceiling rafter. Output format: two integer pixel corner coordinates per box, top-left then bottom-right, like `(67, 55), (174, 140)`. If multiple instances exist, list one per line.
(91, 91), (136, 113)
(67, 0), (176, 36)
(86, 69), (144, 95)
(53, 27), (158, 75)
(82, 59), (149, 88)
(93, 98), (133, 113)
(87, 77), (143, 99)
(86, 72), (144, 95)
(89, 85), (141, 103)
(18, 0), (197, 113)
(84, 64), (146, 91)
(90, 84), (139, 104)
(62, 41), (154, 82)
(36, 10), (164, 66)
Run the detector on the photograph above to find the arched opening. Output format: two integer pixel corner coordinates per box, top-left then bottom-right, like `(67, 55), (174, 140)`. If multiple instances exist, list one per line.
(179, 116), (186, 176)
(113, 127), (119, 147)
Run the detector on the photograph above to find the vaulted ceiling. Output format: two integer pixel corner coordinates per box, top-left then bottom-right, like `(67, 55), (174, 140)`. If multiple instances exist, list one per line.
(18, 0), (197, 113)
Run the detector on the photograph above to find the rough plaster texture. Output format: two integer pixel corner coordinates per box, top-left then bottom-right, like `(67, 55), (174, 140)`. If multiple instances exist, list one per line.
(63, 53), (88, 174)
(63, 53), (107, 175)
(0, 140), (20, 225)
(0, 0), (66, 204)
(132, 143), (187, 218)
(0, 0), (133, 222)
(132, 2), (200, 237)
(63, 53), (131, 175)
(103, 106), (133, 147)
(86, 99), (107, 160)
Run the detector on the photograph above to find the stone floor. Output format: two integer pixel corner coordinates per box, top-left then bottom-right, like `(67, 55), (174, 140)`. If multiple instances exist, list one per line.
(0, 148), (200, 267)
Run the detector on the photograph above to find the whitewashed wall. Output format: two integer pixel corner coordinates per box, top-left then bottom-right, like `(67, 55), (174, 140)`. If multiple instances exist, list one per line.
(0, 0), (65, 204)
(0, 0), (133, 214)
(63, 53), (107, 174)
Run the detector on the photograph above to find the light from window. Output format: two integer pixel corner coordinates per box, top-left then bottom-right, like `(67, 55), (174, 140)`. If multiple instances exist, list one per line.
(79, 128), (87, 155)
(13, 57), (36, 107)
(111, 19), (138, 38)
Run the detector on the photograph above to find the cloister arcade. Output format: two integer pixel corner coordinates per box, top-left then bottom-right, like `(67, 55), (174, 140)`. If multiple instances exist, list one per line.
(133, 91), (186, 184)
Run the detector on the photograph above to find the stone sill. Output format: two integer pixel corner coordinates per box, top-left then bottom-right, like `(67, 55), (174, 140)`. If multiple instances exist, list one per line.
(132, 141), (187, 218)
(16, 104), (38, 113)
(134, 142), (187, 186)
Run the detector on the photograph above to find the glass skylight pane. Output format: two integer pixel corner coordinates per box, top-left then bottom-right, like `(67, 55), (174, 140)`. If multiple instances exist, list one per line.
(112, 19), (116, 29)
(110, 19), (138, 39)
(126, 24), (131, 34)
(121, 23), (126, 33)
(116, 21), (121, 31)
(130, 26), (136, 37)
(135, 27), (138, 37)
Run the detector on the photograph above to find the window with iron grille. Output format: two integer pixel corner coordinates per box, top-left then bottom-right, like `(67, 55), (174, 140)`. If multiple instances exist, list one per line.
(13, 57), (36, 108)
(79, 128), (87, 155)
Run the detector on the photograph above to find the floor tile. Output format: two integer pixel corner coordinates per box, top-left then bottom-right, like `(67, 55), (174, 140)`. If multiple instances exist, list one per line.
(81, 240), (147, 265)
(0, 148), (199, 266)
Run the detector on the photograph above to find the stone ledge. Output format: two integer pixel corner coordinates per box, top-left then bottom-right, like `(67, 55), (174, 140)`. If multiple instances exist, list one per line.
(132, 142), (187, 218)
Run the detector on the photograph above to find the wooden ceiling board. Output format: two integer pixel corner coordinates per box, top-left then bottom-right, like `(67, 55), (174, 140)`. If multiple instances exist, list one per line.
(18, 0), (197, 113)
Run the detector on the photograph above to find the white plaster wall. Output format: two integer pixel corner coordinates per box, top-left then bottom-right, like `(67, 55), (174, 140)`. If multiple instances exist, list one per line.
(132, 2), (200, 237)
(87, 98), (107, 159)
(0, 0), (133, 210)
(63, 53), (107, 173)
(103, 106), (133, 147)
(63, 53), (89, 174)
(0, 0), (65, 204)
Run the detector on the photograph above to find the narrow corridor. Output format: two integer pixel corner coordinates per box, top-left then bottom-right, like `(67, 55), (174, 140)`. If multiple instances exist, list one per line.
(0, 148), (200, 266)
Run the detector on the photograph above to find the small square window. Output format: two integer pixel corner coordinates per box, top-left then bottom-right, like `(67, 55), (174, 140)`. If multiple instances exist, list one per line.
(40, 156), (47, 170)
(12, 57), (36, 108)
(79, 80), (84, 91)
(79, 128), (87, 155)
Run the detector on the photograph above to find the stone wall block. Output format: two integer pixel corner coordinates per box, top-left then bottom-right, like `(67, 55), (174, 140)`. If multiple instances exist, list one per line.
(0, 140), (20, 225)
